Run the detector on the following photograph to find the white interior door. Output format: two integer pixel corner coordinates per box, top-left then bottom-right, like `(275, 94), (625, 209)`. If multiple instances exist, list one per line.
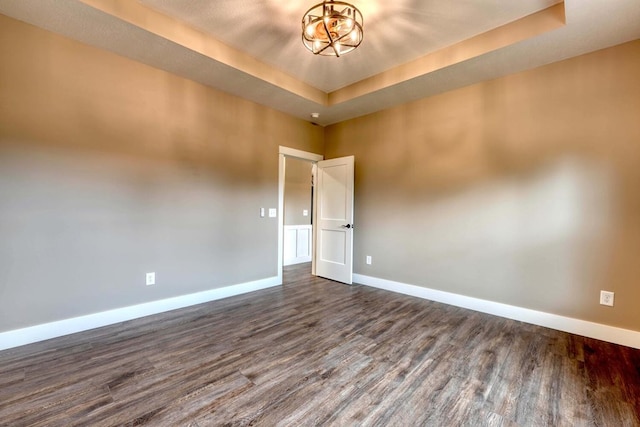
(315, 156), (354, 284)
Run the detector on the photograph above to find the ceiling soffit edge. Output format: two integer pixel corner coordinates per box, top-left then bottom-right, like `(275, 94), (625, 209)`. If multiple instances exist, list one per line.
(329, 3), (566, 106)
(76, 0), (565, 111)
(77, 0), (329, 106)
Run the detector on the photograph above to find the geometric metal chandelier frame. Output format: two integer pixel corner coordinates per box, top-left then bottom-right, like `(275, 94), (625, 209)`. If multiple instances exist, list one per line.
(302, 1), (364, 57)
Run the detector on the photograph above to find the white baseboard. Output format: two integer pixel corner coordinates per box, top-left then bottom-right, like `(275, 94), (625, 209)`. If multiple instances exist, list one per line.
(353, 273), (640, 350)
(5, 274), (637, 352)
(0, 276), (280, 351)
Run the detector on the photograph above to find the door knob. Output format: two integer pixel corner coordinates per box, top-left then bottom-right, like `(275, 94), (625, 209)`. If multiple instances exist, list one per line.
(341, 224), (353, 229)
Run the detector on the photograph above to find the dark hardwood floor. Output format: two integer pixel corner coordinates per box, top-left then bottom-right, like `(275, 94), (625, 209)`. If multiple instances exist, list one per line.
(1, 263), (639, 426)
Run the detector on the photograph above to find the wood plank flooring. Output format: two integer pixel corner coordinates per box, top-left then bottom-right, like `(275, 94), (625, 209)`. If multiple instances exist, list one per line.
(1, 263), (639, 426)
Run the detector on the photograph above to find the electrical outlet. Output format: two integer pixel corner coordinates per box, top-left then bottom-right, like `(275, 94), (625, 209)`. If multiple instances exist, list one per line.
(366, 255), (372, 265)
(146, 272), (156, 286)
(600, 290), (614, 306)
(268, 208), (277, 218)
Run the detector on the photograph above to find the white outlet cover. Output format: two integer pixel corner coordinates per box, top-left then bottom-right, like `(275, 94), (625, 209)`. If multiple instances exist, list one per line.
(366, 256), (372, 265)
(146, 272), (156, 286)
(303, 210), (308, 216)
(599, 290), (614, 306)
(268, 208), (277, 218)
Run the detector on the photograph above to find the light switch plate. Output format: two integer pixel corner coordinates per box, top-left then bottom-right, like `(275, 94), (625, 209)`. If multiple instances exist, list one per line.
(268, 208), (277, 218)
(260, 208), (265, 218)
(303, 210), (308, 216)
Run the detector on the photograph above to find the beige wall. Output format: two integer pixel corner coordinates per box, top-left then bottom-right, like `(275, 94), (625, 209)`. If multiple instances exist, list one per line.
(0, 15), (323, 332)
(1, 12), (639, 336)
(326, 40), (640, 331)
(284, 158), (313, 226)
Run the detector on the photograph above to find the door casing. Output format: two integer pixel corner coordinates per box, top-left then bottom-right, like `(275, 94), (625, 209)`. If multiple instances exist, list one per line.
(278, 146), (323, 284)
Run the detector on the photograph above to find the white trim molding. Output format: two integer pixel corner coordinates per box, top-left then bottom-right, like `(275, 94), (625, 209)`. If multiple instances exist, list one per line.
(0, 276), (280, 351)
(353, 273), (640, 350)
(279, 146), (324, 162)
(277, 146), (323, 284)
(284, 225), (313, 266)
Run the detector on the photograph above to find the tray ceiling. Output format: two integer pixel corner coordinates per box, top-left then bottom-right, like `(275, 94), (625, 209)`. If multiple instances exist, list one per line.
(0, 0), (639, 125)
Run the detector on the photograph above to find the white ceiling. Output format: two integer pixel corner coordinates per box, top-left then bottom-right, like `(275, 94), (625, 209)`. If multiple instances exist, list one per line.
(1, 0), (639, 126)
(138, 0), (560, 92)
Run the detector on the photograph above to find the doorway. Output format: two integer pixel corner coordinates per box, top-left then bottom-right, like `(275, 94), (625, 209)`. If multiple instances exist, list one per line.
(277, 146), (355, 285)
(277, 147), (323, 285)
(282, 156), (315, 267)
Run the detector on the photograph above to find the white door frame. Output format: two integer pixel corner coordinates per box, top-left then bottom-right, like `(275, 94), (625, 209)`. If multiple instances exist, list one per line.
(278, 146), (324, 284)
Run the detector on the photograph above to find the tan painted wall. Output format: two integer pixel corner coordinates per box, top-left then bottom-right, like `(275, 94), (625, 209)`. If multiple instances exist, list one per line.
(284, 158), (313, 226)
(325, 40), (640, 331)
(0, 15), (323, 332)
(1, 12), (639, 336)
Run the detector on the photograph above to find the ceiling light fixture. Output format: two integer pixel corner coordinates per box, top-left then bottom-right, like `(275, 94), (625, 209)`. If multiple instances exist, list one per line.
(302, 1), (363, 57)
